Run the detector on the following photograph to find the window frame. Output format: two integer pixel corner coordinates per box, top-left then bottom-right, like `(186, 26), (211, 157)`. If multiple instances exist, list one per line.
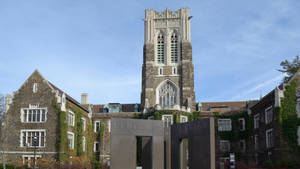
(162, 114), (173, 127)
(33, 83), (38, 93)
(67, 131), (74, 149)
(266, 129), (273, 148)
(82, 136), (86, 152)
(220, 140), (230, 152)
(94, 121), (101, 133)
(20, 129), (46, 148)
(170, 31), (179, 63)
(265, 106), (273, 124)
(218, 119), (232, 131)
(20, 107), (47, 123)
(156, 33), (165, 64)
(254, 114), (260, 129)
(67, 110), (75, 126)
(238, 118), (245, 131)
(94, 141), (100, 152)
(22, 155), (42, 166)
(158, 67), (163, 76)
(81, 117), (86, 132)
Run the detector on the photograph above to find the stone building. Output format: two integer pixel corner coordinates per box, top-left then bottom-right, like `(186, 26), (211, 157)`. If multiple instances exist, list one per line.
(0, 70), (94, 166)
(1, 7), (299, 168)
(141, 8), (195, 113)
(246, 72), (300, 167)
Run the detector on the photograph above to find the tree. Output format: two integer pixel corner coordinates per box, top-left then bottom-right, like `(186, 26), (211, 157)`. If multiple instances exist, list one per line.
(0, 94), (6, 169)
(278, 55), (300, 82)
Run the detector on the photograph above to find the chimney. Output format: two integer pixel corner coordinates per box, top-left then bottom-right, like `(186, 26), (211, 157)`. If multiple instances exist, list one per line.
(81, 93), (88, 105)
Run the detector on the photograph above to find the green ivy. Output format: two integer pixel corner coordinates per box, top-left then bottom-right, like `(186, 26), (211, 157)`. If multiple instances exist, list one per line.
(280, 80), (300, 153)
(53, 100), (95, 163)
(216, 111), (253, 142)
(52, 100), (68, 162)
(136, 110), (201, 123)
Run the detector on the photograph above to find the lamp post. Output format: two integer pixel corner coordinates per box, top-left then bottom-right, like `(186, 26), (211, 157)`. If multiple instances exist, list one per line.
(33, 136), (37, 169)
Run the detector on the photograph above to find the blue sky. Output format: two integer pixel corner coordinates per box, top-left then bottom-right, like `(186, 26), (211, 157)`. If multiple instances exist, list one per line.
(0, 0), (300, 104)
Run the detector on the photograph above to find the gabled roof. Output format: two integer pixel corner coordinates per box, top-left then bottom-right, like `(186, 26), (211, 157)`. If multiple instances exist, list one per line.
(48, 82), (89, 113)
(25, 70), (89, 113)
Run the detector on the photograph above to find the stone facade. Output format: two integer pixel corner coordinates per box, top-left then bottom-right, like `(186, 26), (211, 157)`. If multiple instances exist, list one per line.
(141, 8), (195, 113)
(0, 70), (92, 166)
(0, 71), (59, 164)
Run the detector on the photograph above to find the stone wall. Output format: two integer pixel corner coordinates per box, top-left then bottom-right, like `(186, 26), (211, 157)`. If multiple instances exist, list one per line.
(0, 71), (59, 164)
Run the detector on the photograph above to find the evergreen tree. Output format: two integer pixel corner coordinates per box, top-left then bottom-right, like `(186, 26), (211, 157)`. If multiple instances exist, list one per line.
(278, 55), (300, 82)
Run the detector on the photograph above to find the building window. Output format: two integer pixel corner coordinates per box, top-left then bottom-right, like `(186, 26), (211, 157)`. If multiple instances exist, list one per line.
(94, 121), (100, 133)
(158, 81), (178, 108)
(158, 67), (163, 75)
(254, 134), (259, 150)
(180, 115), (188, 123)
(172, 67), (177, 75)
(170, 31), (178, 63)
(20, 130), (46, 147)
(94, 142), (100, 152)
(157, 33), (165, 64)
(239, 118), (245, 131)
(254, 114), (260, 129)
(68, 132), (74, 149)
(266, 129), (273, 148)
(162, 115), (173, 127)
(82, 136), (86, 152)
(67, 110), (75, 126)
(218, 119), (232, 131)
(21, 107), (47, 123)
(22, 155), (41, 167)
(81, 118), (86, 131)
(265, 106), (273, 124)
(220, 140), (230, 152)
(240, 140), (246, 152)
(33, 83), (38, 93)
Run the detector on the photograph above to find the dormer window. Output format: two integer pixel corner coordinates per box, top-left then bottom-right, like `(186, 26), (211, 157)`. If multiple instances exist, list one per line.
(157, 33), (165, 64)
(33, 83), (38, 93)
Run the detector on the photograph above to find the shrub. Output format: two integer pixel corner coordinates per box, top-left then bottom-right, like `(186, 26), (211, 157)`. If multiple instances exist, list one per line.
(263, 160), (273, 168)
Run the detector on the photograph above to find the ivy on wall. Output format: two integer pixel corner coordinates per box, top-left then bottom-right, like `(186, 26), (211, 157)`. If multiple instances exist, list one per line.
(216, 111), (253, 142)
(52, 100), (95, 163)
(52, 100), (68, 162)
(134, 110), (201, 123)
(279, 80), (300, 153)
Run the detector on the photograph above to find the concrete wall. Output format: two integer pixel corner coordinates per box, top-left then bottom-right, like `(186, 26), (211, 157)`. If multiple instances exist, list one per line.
(110, 118), (164, 169)
(171, 118), (215, 169)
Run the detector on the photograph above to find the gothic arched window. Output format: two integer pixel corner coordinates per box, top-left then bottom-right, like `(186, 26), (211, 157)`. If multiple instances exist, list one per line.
(171, 32), (178, 63)
(157, 33), (165, 64)
(158, 81), (178, 108)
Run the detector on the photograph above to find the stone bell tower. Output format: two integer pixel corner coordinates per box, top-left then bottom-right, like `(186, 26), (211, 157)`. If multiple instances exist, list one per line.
(141, 8), (195, 113)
